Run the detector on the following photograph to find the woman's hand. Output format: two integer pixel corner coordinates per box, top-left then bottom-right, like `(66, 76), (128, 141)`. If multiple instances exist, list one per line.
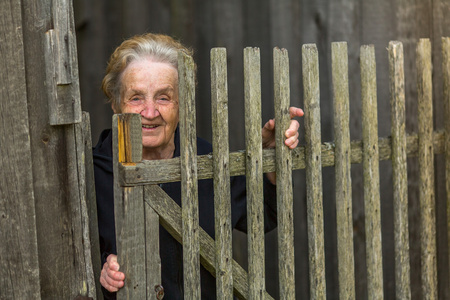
(262, 107), (303, 149)
(100, 254), (125, 292)
(262, 106), (304, 184)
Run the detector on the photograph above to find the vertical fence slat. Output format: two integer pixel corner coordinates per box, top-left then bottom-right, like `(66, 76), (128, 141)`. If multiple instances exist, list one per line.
(360, 45), (384, 299)
(388, 41), (411, 300)
(273, 47), (295, 299)
(417, 38), (438, 300)
(244, 47), (265, 299)
(178, 50), (201, 299)
(144, 191), (161, 299)
(331, 42), (355, 300)
(443, 37), (450, 293)
(211, 47), (234, 299)
(302, 43), (326, 300)
(113, 113), (146, 300)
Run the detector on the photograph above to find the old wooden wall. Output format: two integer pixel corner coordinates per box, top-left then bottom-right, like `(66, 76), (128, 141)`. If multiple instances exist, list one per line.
(74, 0), (450, 299)
(1, 0), (101, 299)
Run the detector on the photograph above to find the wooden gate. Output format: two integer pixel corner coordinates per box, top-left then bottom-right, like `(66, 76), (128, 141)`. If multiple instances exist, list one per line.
(113, 38), (450, 299)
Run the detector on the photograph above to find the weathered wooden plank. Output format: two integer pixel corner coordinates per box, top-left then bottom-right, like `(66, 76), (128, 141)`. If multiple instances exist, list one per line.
(0, 0), (41, 298)
(273, 47), (295, 299)
(443, 36), (450, 295)
(210, 47), (234, 299)
(65, 116), (100, 298)
(113, 114), (146, 300)
(244, 47), (265, 299)
(302, 43), (326, 300)
(119, 131), (446, 186)
(360, 44), (384, 300)
(178, 50), (201, 299)
(144, 190), (162, 300)
(143, 185), (275, 300)
(331, 41), (355, 300)
(388, 41), (411, 300)
(417, 38), (438, 300)
(81, 112), (103, 299)
(44, 0), (81, 125)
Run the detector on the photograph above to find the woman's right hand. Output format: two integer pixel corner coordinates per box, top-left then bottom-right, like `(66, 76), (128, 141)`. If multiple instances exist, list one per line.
(100, 254), (125, 292)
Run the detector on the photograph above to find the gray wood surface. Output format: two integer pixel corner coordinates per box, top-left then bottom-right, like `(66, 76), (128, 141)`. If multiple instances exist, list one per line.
(178, 50), (201, 299)
(331, 42), (355, 300)
(113, 114), (147, 300)
(82, 112), (103, 299)
(302, 44), (326, 300)
(443, 37), (450, 295)
(360, 45), (384, 300)
(273, 47), (295, 300)
(0, 0), (41, 298)
(210, 47), (234, 299)
(18, 0), (96, 298)
(44, 0), (82, 125)
(388, 41), (411, 300)
(244, 47), (266, 299)
(119, 131), (447, 186)
(417, 39), (438, 300)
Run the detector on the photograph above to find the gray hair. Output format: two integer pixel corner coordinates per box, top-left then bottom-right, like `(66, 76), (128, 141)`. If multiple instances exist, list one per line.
(102, 33), (193, 111)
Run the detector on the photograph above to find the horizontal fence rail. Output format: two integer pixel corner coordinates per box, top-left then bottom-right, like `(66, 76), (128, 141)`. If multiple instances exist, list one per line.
(113, 38), (450, 299)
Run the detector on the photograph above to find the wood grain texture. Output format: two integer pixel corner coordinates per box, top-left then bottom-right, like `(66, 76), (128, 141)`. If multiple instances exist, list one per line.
(360, 45), (384, 300)
(178, 50), (201, 299)
(113, 114), (147, 300)
(244, 47), (266, 299)
(417, 39), (438, 300)
(19, 0), (94, 297)
(273, 47), (295, 300)
(210, 47), (234, 299)
(81, 112), (103, 299)
(443, 37), (450, 298)
(388, 41), (411, 300)
(0, 0), (41, 298)
(302, 43), (326, 300)
(44, 0), (82, 125)
(331, 42), (355, 300)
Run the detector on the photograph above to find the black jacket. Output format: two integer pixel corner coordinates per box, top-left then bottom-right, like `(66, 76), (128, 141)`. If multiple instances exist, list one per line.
(93, 128), (277, 299)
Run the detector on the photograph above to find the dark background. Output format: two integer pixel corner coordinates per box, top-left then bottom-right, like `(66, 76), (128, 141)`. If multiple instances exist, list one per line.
(74, 0), (450, 298)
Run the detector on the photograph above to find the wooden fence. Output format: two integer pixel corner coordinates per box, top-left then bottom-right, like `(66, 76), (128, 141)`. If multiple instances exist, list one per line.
(113, 38), (450, 299)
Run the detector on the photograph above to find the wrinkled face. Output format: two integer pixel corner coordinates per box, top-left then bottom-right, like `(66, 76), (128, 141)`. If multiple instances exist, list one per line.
(115, 58), (179, 159)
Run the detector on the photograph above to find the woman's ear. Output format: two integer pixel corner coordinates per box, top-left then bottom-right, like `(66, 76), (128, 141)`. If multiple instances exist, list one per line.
(111, 101), (120, 114)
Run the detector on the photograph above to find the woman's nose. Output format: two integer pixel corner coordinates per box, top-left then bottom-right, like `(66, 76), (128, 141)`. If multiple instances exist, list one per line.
(140, 100), (160, 119)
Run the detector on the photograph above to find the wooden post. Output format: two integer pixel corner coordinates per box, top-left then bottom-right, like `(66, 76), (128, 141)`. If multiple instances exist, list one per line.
(273, 47), (295, 299)
(388, 41), (411, 300)
(417, 38), (437, 300)
(443, 37), (450, 294)
(360, 44), (384, 300)
(244, 47), (266, 299)
(81, 112), (104, 299)
(302, 43), (326, 300)
(44, 0), (81, 125)
(211, 47), (234, 299)
(331, 41), (355, 300)
(178, 50), (201, 299)
(113, 113), (146, 300)
(0, 0), (41, 297)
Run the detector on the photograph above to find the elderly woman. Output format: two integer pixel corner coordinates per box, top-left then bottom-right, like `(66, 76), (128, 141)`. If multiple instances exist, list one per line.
(93, 33), (303, 299)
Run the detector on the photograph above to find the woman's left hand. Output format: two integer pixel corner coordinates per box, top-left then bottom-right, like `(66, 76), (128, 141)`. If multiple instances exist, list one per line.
(262, 106), (304, 185)
(262, 106), (304, 149)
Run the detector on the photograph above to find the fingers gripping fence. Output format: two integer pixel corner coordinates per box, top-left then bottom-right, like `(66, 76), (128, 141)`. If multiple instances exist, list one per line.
(113, 38), (450, 299)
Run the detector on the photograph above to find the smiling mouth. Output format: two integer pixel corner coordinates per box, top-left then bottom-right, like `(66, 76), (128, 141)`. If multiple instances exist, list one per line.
(142, 124), (159, 129)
